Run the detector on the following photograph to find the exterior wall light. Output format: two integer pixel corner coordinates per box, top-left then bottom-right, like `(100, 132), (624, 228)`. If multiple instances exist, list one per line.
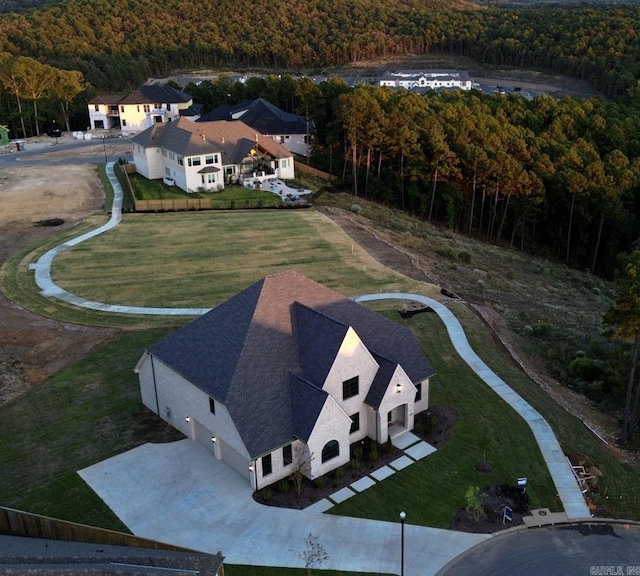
(185, 415), (191, 423)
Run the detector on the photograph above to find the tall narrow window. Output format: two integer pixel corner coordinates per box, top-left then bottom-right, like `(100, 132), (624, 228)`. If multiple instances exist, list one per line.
(350, 412), (360, 434)
(415, 382), (422, 402)
(209, 397), (215, 414)
(342, 376), (359, 400)
(262, 454), (272, 476)
(283, 444), (292, 466)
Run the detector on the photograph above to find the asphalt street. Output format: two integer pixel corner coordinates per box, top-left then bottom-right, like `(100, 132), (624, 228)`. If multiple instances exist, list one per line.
(438, 523), (640, 575)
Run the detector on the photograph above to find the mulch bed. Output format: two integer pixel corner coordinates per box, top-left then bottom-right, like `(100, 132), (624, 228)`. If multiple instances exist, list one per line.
(253, 406), (459, 510)
(449, 484), (529, 534)
(413, 405), (458, 449)
(253, 437), (403, 509)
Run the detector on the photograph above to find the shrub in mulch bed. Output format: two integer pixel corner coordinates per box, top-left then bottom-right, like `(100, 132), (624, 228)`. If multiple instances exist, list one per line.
(253, 437), (402, 509)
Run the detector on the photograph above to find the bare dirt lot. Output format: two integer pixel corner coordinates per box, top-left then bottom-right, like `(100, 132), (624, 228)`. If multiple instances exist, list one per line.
(0, 162), (117, 406)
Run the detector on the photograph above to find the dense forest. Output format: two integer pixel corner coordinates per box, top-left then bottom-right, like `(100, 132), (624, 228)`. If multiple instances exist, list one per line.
(1, 0), (640, 273)
(0, 0), (640, 98)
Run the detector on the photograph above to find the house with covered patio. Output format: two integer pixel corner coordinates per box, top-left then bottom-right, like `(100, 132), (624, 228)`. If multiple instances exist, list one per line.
(135, 271), (435, 490)
(130, 117), (295, 193)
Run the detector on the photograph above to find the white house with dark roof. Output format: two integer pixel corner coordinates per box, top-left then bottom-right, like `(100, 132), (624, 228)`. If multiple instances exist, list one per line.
(198, 98), (311, 157)
(88, 85), (199, 133)
(130, 117), (295, 193)
(135, 271), (435, 490)
(379, 70), (473, 92)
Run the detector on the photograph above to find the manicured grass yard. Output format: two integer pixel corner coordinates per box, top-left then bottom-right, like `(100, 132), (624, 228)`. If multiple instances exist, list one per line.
(128, 173), (285, 208)
(448, 303), (640, 519)
(2, 209), (431, 328)
(0, 329), (182, 530)
(329, 308), (560, 527)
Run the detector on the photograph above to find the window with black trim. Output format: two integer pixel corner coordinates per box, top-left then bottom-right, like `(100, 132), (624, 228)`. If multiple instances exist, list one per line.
(321, 440), (339, 463)
(262, 454), (272, 476)
(283, 444), (292, 466)
(342, 376), (359, 400)
(209, 397), (215, 414)
(415, 382), (422, 402)
(350, 412), (360, 434)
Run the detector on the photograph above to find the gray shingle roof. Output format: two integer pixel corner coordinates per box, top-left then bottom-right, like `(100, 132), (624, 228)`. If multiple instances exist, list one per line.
(198, 98), (309, 135)
(295, 302), (348, 387)
(120, 85), (192, 105)
(130, 117), (292, 163)
(365, 353), (398, 408)
(147, 271), (434, 458)
(290, 375), (328, 442)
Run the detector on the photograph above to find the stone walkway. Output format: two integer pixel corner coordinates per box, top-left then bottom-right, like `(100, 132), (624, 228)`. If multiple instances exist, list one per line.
(306, 431), (437, 513)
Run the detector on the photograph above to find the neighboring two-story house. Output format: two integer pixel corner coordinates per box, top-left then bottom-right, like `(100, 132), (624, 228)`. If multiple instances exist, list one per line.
(135, 271), (435, 491)
(198, 98), (311, 157)
(88, 85), (199, 134)
(130, 117), (295, 193)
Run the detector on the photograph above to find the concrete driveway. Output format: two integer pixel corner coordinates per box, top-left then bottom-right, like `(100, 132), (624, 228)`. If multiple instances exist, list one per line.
(80, 439), (488, 575)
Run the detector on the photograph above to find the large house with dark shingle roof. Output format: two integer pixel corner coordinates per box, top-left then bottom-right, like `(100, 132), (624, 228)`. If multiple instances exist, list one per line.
(88, 85), (199, 133)
(198, 98), (311, 157)
(135, 271), (435, 490)
(130, 117), (295, 193)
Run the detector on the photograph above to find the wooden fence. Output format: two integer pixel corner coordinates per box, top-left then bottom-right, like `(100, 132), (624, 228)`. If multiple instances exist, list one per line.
(134, 198), (214, 211)
(0, 506), (193, 552)
(294, 160), (337, 181)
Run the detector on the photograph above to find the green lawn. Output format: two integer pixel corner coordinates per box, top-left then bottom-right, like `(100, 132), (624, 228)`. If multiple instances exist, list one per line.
(128, 172), (284, 207)
(329, 308), (560, 527)
(448, 303), (640, 518)
(0, 329), (183, 530)
(2, 209), (430, 328)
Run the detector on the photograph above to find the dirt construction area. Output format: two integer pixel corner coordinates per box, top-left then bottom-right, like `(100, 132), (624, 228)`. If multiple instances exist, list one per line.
(0, 161), (117, 406)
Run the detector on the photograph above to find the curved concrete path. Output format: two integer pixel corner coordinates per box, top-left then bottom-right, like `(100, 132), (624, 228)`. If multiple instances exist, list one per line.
(29, 161), (591, 521)
(29, 162), (210, 315)
(357, 294), (591, 522)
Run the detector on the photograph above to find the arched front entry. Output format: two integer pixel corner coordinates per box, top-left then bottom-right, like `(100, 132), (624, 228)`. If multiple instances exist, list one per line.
(387, 404), (407, 438)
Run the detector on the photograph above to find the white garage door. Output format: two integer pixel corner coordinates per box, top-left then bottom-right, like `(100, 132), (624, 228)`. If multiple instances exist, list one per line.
(219, 438), (251, 482)
(193, 418), (216, 455)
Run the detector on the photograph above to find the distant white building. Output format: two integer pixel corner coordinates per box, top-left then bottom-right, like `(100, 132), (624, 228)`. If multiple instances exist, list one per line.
(379, 70), (473, 92)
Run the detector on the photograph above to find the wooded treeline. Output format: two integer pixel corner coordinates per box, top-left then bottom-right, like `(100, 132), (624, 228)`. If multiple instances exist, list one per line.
(187, 75), (640, 278)
(1, 0), (640, 99)
(326, 84), (640, 278)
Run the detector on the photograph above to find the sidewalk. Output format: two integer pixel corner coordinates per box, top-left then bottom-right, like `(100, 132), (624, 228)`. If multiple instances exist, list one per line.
(356, 293), (592, 522)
